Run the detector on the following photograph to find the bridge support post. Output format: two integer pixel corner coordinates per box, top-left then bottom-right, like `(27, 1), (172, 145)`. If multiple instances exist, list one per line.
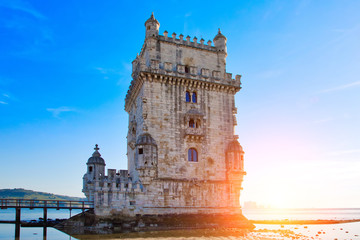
(15, 223), (20, 240)
(43, 208), (47, 226)
(15, 208), (21, 240)
(15, 207), (21, 223)
(43, 226), (47, 240)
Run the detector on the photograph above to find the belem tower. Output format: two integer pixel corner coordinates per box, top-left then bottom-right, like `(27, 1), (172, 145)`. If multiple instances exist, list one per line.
(82, 13), (246, 218)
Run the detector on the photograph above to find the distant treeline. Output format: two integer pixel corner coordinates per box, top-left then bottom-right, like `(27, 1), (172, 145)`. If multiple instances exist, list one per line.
(0, 188), (86, 201)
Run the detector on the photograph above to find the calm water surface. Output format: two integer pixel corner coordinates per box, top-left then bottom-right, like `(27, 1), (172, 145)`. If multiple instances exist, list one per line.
(243, 208), (360, 220)
(0, 208), (359, 240)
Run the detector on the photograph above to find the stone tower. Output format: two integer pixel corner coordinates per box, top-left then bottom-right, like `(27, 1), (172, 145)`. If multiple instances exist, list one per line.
(83, 13), (246, 217)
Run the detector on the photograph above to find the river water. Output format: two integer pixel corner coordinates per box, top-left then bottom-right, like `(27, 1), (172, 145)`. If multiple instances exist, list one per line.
(0, 208), (359, 239)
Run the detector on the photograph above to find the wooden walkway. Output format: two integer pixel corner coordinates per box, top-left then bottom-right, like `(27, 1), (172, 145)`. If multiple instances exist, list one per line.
(0, 198), (93, 224)
(0, 198), (93, 210)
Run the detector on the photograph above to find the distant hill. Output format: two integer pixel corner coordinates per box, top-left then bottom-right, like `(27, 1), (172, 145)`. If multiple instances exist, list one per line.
(0, 188), (86, 201)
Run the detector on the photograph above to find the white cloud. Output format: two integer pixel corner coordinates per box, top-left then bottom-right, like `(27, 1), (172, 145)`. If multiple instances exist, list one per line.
(295, 0), (312, 15)
(3, 93), (10, 98)
(0, 101), (8, 105)
(312, 117), (333, 124)
(0, 1), (54, 58)
(95, 65), (131, 85)
(184, 12), (191, 18)
(327, 149), (360, 156)
(122, 63), (132, 72)
(320, 81), (360, 93)
(254, 69), (283, 80)
(95, 67), (124, 76)
(46, 106), (75, 118)
(95, 67), (108, 75)
(0, 0), (46, 20)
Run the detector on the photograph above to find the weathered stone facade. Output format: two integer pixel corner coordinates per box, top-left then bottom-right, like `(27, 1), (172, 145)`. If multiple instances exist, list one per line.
(83, 13), (246, 218)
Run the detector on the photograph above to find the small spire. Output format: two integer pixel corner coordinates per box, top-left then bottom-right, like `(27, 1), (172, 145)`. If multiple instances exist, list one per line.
(94, 144), (99, 151)
(151, 12), (155, 19)
(218, 28), (221, 34)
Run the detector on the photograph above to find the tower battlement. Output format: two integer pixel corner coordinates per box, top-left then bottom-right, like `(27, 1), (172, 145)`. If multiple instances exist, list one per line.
(127, 14), (241, 112)
(159, 32), (217, 51)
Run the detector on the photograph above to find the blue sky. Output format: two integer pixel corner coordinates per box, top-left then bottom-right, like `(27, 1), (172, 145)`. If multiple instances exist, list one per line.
(1, 0), (359, 208)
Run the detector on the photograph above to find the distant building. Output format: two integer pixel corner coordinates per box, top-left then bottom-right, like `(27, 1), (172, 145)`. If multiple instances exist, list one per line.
(83, 13), (246, 217)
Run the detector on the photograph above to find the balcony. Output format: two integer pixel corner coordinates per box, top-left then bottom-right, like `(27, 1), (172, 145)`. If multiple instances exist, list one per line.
(185, 128), (204, 142)
(185, 127), (204, 136)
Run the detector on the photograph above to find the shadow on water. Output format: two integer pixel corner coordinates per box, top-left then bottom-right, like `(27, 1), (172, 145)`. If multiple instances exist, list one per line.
(62, 228), (251, 240)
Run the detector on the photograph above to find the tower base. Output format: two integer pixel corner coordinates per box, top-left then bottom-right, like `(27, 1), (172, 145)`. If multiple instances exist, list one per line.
(55, 210), (254, 236)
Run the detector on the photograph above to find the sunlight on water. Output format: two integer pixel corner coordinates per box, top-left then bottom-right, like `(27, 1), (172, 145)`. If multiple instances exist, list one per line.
(0, 208), (359, 239)
(68, 224), (360, 240)
(0, 222), (360, 240)
(243, 208), (360, 220)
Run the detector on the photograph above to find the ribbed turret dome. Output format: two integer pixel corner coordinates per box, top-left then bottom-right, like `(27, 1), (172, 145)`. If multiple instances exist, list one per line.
(136, 133), (157, 146)
(87, 144), (105, 165)
(227, 140), (243, 152)
(213, 28), (227, 41)
(144, 12), (159, 26)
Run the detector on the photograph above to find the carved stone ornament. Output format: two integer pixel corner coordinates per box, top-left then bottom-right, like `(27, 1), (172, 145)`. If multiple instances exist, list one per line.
(128, 141), (136, 150)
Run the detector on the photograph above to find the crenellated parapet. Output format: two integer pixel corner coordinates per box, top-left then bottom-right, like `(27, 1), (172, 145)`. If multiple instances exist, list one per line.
(132, 58), (241, 83)
(157, 28), (227, 53)
(82, 145), (145, 204)
(83, 168), (144, 193)
(159, 32), (218, 52)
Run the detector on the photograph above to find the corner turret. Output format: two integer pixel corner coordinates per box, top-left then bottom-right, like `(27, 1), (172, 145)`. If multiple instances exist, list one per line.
(135, 133), (158, 184)
(213, 28), (227, 53)
(83, 144), (106, 202)
(225, 138), (245, 207)
(145, 12), (160, 38)
(225, 139), (245, 178)
(85, 144), (106, 181)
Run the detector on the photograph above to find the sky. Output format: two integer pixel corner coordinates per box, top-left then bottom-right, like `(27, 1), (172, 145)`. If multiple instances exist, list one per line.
(0, 0), (359, 208)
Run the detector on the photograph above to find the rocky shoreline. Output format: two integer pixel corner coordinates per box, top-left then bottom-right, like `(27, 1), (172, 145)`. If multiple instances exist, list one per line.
(54, 210), (255, 235)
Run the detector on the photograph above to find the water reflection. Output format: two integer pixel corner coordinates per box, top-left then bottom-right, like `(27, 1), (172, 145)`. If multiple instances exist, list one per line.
(4, 222), (360, 240)
(14, 224), (19, 240)
(14, 224), (47, 240)
(68, 229), (250, 240)
(1, 224), (74, 240)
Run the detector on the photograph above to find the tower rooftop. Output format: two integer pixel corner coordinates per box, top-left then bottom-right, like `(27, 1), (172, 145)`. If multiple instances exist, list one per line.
(87, 144), (105, 165)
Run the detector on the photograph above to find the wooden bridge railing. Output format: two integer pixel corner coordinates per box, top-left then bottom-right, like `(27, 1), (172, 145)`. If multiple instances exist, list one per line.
(0, 199), (94, 210)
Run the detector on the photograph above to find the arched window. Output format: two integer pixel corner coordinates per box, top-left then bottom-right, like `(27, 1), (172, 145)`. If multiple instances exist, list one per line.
(196, 119), (201, 128)
(185, 91), (191, 102)
(192, 92), (197, 103)
(189, 119), (195, 128)
(185, 65), (190, 73)
(188, 148), (198, 162)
